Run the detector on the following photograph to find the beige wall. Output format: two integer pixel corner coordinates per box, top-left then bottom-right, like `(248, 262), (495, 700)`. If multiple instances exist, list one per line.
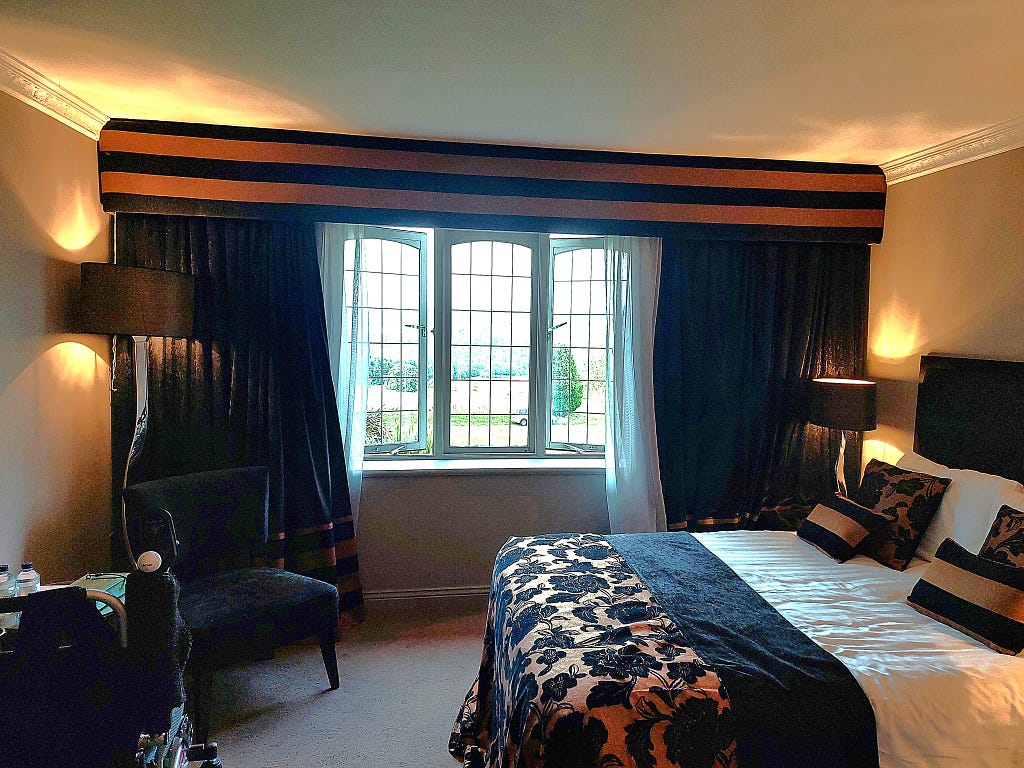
(0, 92), (111, 581)
(357, 470), (608, 594)
(867, 147), (1024, 463)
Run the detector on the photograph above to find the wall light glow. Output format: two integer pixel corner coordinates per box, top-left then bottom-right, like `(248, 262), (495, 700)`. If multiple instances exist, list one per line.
(862, 438), (905, 468)
(711, 114), (981, 164)
(0, 21), (322, 132)
(48, 181), (106, 252)
(49, 341), (105, 390)
(871, 300), (922, 362)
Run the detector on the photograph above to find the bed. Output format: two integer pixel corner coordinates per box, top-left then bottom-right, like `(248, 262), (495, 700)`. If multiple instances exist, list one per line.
(450, 355), (1024, 768)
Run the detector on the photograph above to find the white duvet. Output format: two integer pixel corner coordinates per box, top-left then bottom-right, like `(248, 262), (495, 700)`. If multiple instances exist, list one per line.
(695, 530), (1024, 768)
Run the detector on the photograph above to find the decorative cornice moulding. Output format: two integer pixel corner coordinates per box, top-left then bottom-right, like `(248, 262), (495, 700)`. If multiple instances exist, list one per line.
(0, 47), (106, 139)
(2, 42), (1021, 180)
(882, 117), (1024, 184)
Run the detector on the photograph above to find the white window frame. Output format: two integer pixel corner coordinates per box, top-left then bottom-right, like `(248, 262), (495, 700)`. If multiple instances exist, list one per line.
(435, 229), (546, 456)
(546, 236), (607, 454)
(354, 227), (607, 461)
(356, 225), (430, 454)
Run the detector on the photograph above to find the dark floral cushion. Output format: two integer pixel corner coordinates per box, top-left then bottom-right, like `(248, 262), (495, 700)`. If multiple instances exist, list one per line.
(980, 505), (1024, 567)
(856, 459), (951, 571)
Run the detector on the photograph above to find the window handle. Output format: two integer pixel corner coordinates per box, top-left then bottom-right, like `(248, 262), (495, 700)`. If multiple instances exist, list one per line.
(547, 321), (567, 336)
(388, 443), (410, 455)
(559, 443), (598, 454)
(405, 323), (428, 338)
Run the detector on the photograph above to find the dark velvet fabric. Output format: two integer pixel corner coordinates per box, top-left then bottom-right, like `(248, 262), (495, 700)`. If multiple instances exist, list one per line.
(124, 467), (270, 580)
(178, 567), (339, 668)
(610, 533), (878, 768)
(653, 239), (869, 530)
(112, 213), (363, 618)
(125, 570), (192, 734)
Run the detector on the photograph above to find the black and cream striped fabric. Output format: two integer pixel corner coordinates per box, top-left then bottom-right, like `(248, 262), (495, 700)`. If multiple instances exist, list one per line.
(797, 494), (883, 562)
(908, 538), (1024, 655)
(97, 119), (886, 243)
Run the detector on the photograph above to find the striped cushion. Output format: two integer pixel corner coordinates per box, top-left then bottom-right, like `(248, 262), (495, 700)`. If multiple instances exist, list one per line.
(907, 538), (1024, 655)
(797, 495), (884, 562)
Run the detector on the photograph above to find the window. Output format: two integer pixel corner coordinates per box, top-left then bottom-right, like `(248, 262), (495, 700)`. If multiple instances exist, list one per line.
(548, 239), (608, 452)
(341, 226), (607, 459)
(343, 226), (428, 453)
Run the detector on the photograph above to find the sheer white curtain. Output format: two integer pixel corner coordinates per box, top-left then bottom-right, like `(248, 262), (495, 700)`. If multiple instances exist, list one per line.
(318, 222), (370, 528)
(604, 236), (667, 533)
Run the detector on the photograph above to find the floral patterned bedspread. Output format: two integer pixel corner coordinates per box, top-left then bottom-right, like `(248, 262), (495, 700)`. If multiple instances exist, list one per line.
(450, 533), (737, 768)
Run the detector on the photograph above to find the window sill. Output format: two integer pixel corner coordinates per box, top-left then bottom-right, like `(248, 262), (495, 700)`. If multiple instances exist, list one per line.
(362, 457), (605, 477)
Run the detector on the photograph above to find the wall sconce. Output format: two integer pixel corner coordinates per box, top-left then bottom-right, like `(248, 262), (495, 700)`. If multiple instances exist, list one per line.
(808, 377), (878, 496)
(78, 261), (195, 567)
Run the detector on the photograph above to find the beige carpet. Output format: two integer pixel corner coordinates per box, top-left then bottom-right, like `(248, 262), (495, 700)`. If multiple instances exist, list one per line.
(209, 597), (487, 768)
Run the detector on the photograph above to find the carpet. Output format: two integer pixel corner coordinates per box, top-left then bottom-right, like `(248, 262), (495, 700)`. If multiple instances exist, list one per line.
(210, 597), (487, 768)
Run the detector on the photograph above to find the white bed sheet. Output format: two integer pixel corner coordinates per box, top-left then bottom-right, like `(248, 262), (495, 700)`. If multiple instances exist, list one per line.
(695, 530), (1024, 768)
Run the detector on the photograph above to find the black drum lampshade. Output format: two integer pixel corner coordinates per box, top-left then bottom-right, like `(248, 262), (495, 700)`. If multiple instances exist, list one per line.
(809, 377), (878, 432)
(78, 262), (194, 338)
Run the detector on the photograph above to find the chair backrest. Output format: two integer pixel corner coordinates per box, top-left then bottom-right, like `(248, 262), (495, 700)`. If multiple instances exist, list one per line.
(124, 466), (270, 580)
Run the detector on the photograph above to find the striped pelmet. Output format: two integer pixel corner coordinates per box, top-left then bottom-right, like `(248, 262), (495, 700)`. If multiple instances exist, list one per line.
(98, 119), (886, 244)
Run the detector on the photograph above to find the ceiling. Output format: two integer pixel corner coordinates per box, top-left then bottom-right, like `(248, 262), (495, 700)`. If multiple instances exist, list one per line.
(1, 0), (1022, 165)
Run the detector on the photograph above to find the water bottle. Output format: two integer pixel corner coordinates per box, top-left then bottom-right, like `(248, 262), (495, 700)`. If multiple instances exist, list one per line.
(16, 563), (40, 596)
(0, 565), (16, 629)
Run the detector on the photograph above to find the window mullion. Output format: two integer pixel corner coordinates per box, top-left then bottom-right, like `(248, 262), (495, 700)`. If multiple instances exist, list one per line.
(530, 234), (550, 458)
(416, 232), (429, 451)
(434, 229), (452, 457)
(541, 234), (557, 454)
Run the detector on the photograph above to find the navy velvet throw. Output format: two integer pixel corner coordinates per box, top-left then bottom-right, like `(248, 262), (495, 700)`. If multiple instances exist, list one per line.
(609, 532), (879, 768)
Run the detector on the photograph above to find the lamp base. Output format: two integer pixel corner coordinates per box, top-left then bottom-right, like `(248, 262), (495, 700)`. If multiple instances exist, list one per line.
(119, 334), (150, 570)
(835, 430), (848, 497)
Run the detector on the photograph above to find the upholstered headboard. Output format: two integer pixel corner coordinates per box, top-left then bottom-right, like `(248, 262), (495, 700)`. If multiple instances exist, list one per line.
(915, 355), (1024, 486)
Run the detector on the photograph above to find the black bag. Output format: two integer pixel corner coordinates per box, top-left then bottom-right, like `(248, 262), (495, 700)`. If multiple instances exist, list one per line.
(0, 587), (140, 768)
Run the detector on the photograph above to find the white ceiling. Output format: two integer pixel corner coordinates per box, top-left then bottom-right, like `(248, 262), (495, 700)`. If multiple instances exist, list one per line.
(1, 0), (1022, 164)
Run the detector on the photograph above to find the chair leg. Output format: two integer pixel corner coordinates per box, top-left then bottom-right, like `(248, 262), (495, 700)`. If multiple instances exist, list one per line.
(318, 626), (340, 690)
(191, 669), (212, 744)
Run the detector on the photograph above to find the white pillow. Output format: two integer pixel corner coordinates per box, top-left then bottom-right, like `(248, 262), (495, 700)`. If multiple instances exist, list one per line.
(896, 451), (1024, 559)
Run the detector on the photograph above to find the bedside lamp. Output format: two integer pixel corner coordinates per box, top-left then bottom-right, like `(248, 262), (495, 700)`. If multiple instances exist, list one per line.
(79, 262), (195, 567)
(808, 377), (877, 497)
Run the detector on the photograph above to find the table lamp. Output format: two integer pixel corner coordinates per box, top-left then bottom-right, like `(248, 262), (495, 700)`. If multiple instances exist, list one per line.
(79, 261), (195, 567)
(808, 377), (878, 497)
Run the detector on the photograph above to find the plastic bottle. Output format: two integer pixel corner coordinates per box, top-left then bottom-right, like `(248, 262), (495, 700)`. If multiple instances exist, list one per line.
(16, 563), (40, 596)
(0, 565), (16, 629)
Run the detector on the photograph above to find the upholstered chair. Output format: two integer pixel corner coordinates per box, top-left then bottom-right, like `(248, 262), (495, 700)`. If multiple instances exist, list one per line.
(123, 467), (340, 741)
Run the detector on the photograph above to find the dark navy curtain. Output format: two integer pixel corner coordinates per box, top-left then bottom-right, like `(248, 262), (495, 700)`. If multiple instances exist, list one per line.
(653, 239), (869, 531)
(112, 213), (364, 621)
